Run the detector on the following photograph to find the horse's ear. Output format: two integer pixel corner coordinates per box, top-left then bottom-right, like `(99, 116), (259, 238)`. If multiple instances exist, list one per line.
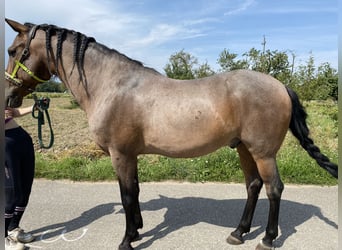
(5, 18), (29, 33)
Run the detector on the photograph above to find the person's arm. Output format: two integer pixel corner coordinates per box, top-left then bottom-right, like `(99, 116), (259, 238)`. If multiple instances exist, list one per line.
(5, 105), (34, 118)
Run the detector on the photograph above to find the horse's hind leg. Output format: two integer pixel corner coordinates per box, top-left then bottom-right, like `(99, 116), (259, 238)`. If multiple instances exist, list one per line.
(111, 152), (143, 250)
(255, 157), (284, 250)
(227, 143), (263, 245)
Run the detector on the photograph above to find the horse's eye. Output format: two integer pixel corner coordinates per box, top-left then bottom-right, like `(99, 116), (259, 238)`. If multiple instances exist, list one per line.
(8, 49), (16, 57)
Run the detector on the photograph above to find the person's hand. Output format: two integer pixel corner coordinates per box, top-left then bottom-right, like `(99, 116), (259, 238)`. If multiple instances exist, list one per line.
(5, 107), (20, 118)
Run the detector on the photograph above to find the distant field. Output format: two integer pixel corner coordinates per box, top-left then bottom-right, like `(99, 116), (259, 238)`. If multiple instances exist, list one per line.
(16, 95), (337, 185)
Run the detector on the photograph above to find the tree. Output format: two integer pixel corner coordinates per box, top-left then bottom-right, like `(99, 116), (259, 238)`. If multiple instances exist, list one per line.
(292, 54), (317, 100)
(194, 61), (215, 78)
(164, 44), (337, 101)
(164, 49), (215, 79)
(217, 49), (248, 71)
(217, 46), (294, 84)
(267, 50), (293, 83)
(316, 62), (338, 100)
(243, 48), (269, 73)
(164, 49), (197, 80)
(35, 80), (66, 92)
(290, 54), (338, 100)
(242, 48), (293, 83)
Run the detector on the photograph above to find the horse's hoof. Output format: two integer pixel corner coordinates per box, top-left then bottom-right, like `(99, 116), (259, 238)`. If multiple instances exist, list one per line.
(255, 240), (275, 250)
(227, 234), (244, 245)
(118, 243), (134, 250)
(132, 232), (141, 242)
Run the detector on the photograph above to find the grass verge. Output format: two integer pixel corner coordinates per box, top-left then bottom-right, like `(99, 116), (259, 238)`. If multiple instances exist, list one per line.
(35, 145), (337, 185)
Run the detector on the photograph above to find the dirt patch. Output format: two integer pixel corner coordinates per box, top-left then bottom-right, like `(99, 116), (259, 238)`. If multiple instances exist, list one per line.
(15, 97), (100, 156)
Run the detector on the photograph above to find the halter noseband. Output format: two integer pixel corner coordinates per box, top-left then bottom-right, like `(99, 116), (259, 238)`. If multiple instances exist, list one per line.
(5, 25), (50, 92)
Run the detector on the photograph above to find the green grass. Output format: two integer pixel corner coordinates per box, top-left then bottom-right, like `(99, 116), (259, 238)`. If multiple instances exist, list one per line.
(35, 144), (337, 185)
(137, 148), (244, 183)
(27, 92), (70, 99)
(277, 138), (337, 185)
(35, 154), (115, 181)
(34, 100), (337, 185)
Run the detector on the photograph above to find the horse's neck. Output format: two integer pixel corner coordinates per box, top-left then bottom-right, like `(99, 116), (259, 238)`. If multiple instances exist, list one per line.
(54, 43), (99, 111)
(55, 42), (135, 112)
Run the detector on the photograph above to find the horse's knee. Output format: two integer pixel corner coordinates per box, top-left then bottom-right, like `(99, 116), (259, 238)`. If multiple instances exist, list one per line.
(247, 178), (263, 196)
(266, 180), (284, 200)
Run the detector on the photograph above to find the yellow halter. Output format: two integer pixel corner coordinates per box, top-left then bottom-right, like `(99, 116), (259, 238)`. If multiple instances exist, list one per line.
(5, 60), (48, 84)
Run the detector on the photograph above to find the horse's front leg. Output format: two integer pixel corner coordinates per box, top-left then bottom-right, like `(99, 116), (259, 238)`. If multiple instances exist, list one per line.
(111, 152), (143, 250)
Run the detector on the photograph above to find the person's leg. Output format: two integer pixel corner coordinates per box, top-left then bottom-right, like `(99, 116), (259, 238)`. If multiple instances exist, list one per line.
(6, 128), (35, 243)
(5, 131), (25, 249)
(5, 168), (15, 238)
(5, 133), (17, 237)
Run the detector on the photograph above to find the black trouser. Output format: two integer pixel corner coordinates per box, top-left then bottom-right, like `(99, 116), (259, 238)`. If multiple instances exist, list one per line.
(5, 127), (35, 236)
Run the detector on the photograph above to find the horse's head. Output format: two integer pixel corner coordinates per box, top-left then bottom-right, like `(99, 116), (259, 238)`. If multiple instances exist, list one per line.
(5, 19), (51, 107)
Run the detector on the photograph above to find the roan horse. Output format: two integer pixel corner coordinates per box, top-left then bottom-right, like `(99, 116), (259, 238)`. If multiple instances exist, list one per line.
(5, 19), (337, 250)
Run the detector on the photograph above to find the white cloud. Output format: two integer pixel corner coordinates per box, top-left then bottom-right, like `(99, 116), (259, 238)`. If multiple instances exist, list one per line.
(128, 23), (205, 48)
(5, 0), (139, 37)
(183, 18), (220, 26)
(224, 0), (255, 16)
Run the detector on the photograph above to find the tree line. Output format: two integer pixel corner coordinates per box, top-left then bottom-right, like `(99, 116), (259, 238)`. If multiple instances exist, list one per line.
(164, 47), (338, 101)
(37, 44), (337, 101)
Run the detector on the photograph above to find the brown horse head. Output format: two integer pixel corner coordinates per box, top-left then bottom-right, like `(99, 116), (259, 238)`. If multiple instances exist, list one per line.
(5, 19), (51, 107)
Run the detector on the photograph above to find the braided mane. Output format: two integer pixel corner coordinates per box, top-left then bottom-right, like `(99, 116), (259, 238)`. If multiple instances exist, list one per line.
(23, 22), (160, 90)
(24, 22), (96, 82)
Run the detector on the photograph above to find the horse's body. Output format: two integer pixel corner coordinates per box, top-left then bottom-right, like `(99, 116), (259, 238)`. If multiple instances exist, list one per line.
(90, 69), (290, 159)
(5, 19), (337, 250)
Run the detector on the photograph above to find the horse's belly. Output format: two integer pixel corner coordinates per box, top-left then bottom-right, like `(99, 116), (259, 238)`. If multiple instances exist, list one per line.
(141, 88), (238, 157)
(146, 142), (230, 158)
(143, 125), (236, 158)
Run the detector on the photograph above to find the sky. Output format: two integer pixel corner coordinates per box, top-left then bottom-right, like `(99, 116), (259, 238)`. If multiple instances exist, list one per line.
(5, 0), (338, 73)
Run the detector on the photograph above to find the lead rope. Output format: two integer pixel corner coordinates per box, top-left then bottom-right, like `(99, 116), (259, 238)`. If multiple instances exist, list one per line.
(32, 94), (54, 149)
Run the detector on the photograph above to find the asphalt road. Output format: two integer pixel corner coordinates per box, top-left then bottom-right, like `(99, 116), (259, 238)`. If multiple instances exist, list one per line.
(21, 180), (338, 250)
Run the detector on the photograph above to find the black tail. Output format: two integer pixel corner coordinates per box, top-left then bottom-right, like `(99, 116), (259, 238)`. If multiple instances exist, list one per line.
(285, 86), (338, 178)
